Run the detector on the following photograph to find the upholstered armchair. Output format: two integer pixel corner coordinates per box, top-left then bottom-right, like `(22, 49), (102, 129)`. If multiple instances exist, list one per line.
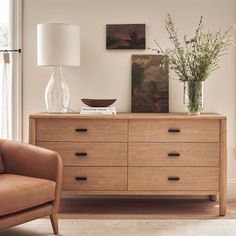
(0, 139), (63, 234)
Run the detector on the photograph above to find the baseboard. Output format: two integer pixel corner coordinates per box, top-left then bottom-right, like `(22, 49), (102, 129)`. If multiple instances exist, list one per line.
(227, 179), (236, 199)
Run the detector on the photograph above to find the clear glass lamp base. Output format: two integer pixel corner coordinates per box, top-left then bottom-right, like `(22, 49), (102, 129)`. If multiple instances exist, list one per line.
(45, 66), (70, 113)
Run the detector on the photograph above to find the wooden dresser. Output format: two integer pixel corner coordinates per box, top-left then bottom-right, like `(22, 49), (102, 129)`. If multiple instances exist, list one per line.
(29, 113), (227, 216)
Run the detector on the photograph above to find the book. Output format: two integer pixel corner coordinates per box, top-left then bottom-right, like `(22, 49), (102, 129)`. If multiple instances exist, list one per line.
(80, 107), (116, 115)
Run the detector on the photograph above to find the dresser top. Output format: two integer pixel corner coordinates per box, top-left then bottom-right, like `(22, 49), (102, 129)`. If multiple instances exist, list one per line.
(30, 112), (226, 120)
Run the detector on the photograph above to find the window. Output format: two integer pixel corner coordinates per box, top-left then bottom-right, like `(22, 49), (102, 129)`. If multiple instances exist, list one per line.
(0, 0), (22, 140)
(0, 1), (9, 48)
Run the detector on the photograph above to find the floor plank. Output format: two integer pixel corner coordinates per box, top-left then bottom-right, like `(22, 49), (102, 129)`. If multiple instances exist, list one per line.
(59, 198), (236, 219)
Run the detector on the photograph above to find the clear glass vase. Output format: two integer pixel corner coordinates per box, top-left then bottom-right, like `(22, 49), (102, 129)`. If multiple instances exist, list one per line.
(184, 81), (204, 115)
(45, 66), (70, 113)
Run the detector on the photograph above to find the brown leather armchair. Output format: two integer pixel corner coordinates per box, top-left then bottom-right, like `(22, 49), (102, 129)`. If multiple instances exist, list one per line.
(0, 139), (63, 235)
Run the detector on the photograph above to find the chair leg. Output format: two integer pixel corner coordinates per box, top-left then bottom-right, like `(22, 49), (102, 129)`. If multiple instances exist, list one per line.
(50, 213), (59, 235)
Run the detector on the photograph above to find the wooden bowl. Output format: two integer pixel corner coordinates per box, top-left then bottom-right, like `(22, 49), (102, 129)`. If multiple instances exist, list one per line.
(81, 98), (116, 107)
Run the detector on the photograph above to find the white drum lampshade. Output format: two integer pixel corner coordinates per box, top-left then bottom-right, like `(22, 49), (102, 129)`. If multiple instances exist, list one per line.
(37, 23), (80, 113)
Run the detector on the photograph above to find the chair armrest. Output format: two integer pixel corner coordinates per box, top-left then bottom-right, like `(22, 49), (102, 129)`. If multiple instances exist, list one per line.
(0, 140), (63, 183)
(0, 140), (63, 213)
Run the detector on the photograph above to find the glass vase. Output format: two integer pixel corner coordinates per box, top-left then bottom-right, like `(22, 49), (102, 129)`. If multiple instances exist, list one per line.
(184, 81), (204, 115)
(45, 66), (70, 113)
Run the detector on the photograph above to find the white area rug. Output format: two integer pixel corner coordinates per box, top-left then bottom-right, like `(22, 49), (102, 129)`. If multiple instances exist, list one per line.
(1, 219), (236, 236)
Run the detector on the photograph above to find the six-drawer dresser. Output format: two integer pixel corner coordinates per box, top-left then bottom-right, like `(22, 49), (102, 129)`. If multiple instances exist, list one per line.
(29, 113), (227, 216)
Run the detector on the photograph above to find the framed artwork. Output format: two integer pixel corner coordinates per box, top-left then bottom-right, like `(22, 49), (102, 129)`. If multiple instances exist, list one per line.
(106, 24), (145, 49)
(131, 55), (169, 113)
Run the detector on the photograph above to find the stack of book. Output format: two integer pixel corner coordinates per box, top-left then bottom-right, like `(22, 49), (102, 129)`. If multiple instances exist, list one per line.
(80, 106), (116, 115)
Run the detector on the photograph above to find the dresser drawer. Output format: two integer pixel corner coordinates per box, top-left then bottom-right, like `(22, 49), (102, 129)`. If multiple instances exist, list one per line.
(128, 167), (219, 191)
(37, 142), (127, 166)
(129, 120), (220, 142)
(35, 119), (128, 142)
(129, 143), (219, 167)
(62, 167), (127, 191)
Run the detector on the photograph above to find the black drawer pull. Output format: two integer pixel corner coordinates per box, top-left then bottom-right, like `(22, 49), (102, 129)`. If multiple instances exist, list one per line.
(168, 176), (180, 181)
(75, 128), (87, 132)
(168, 152), (180, 157)
(168, 128), (180, 133)
(75, 152), (87, 157)
(75, 176), (87, 181)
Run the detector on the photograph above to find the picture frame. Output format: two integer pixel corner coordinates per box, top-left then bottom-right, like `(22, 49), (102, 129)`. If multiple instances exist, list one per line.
(106, 24), (145, 49)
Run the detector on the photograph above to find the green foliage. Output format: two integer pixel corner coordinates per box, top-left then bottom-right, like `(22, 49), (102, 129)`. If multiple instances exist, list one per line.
(155, 15), (234, 82)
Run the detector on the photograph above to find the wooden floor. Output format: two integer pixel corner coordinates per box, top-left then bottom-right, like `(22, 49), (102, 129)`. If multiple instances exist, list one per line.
(59, 198), (236, 219)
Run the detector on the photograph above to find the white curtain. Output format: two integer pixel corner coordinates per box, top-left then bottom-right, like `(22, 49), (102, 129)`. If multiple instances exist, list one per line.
(0, 52), (11, 139)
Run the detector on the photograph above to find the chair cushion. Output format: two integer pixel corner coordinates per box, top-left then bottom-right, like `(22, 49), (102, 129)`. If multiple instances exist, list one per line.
(0, 174), (56, 217)
(0, 155), (5, 173)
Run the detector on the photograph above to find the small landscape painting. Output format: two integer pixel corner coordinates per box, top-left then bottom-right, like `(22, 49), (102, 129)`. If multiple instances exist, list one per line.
(131, 55), (169, 113)
(106, 24), (145, 49)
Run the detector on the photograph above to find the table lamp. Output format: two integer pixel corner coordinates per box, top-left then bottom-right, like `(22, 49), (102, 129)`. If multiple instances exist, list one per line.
(37, 23), (80, 113)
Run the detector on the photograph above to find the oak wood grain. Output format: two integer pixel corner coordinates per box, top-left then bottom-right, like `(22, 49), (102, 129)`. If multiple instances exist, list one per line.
(219, 119), (227, 216)
(129, 143), (220, 167)
(62, 167), (127, 191)
(29, 112), (227, 217)
(128, 167), (219, 191)
(29, 118), (36, 145)
(129, 120), (220, 142)
(37, 141), (128, 166)
(36, 119), (128, 142)
(30, 112), (226, 120)
(61, 190), (219, 196)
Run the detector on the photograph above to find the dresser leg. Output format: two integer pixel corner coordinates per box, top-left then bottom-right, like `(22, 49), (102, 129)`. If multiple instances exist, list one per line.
(219, 193), (226, 216)
(209, 195), (217, 201)
(219, 119), (227, 217)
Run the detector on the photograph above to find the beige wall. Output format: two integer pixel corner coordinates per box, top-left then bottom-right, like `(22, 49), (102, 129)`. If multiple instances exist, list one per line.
(23, 0), (236, 198)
